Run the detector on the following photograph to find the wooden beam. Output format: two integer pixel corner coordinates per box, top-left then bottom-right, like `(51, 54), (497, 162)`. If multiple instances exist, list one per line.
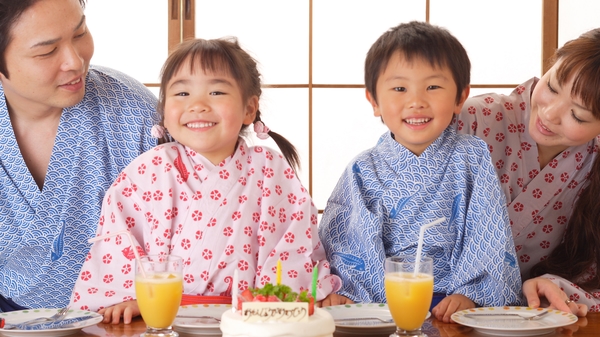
(168, 0), (181, 53)
(542, 0), (559, 74)
(182, 0), (195, 42)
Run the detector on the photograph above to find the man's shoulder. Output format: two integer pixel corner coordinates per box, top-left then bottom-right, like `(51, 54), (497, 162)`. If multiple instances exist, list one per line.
(86, 65), (156, 102)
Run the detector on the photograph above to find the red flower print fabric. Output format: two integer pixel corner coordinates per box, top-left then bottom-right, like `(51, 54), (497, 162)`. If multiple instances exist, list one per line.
(70, 139), (341, 311)
(452, 78), (599, 279)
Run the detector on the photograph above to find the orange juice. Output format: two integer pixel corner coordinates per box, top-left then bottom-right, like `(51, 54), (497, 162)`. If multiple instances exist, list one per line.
(135, 272), (183, 328)
(385, 272), (433, 331)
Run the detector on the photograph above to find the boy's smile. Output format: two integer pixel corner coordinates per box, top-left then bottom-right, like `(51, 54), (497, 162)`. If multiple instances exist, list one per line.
(366, 52), (468, 156)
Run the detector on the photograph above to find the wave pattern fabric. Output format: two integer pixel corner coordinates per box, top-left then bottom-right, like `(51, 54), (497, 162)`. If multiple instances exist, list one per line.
(319, 128), (522, 307)
(71, 140), (341, 311)
(452, 78), (599, 279)
(0, 65), (158, 310)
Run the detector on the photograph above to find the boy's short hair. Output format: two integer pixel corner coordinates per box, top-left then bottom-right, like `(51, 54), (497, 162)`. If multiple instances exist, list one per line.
(365, 21), (470, 104)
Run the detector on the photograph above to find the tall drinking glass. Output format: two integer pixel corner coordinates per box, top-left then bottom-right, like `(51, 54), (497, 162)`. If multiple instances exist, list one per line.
(384, 256), (434, 337)
(136, 255), (184, 337)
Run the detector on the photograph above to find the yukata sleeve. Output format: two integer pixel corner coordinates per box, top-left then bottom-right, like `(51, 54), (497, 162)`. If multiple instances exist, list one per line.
(69, 171), (149, 312)
(252, 152), (341, 301)
(537, 274), (600, 312)
(319, 161), (387, 303)
(448, 142), (523, 307)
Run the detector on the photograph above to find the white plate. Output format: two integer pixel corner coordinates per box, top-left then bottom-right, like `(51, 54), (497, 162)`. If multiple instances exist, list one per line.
(0, 308), (102, 337)
(172, 304), (231, 335)
(451, 306), (578, 336)
(323, 303), (430, 335)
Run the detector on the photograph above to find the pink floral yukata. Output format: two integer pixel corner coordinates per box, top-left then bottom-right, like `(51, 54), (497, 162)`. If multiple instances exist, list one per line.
(452, 78), (600, 311)
(70, 139), (341, 311)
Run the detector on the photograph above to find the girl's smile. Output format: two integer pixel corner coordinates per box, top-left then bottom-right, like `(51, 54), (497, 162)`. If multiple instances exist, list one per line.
(163, 57), (257, 165)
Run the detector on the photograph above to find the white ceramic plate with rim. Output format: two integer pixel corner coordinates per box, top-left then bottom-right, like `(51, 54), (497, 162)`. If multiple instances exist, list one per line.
(0, 308), (102, 337)
(451, 306), (578, 336)
(172, 304), (231, 335)
(323, 303), (430, 335)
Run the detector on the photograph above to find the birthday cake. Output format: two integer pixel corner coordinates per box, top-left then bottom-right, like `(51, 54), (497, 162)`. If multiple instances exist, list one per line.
(220, 283), (335, 337)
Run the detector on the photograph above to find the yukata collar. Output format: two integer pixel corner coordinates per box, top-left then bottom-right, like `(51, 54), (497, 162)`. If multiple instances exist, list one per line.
(385, 126), (453, 159)
(182, 137), (247, 170)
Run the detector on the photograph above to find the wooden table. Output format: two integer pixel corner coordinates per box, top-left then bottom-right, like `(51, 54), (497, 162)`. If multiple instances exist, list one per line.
(66, 313), (599, 336)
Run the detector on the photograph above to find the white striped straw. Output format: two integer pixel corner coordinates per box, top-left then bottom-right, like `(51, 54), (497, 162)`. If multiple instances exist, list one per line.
(88, 230), (147, 278)
(413, 217), (446, 277)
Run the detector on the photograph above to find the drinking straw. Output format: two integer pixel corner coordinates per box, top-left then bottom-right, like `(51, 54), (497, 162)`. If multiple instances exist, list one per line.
(232, 269), (239, 312)
(413, 217), (446, 277)
(311, 264), (318, 299)
(88, 230), (147, 278)
(276, 259), (282, 285)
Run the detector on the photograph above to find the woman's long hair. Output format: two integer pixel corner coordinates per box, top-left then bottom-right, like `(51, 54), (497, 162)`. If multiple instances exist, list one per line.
(530, 28), (600, 290)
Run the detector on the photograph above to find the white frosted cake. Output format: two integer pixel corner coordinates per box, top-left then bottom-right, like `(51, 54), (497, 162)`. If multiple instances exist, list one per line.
(220, 307), (335, 337)
(219, 283), (335, 337)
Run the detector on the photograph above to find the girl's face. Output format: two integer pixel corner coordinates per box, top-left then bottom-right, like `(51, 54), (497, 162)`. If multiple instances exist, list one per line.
(0, 0), (94, 115)
(529, 61), (600, 155)
(163, 58), (257, 165)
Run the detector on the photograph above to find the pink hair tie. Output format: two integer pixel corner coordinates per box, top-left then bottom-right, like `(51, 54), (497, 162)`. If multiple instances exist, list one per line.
(151, 125), (166, 138)
(254, 121), (270, 140)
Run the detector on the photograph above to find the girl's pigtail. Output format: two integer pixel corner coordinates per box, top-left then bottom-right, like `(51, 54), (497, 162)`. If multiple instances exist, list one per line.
(151, 124), (171, 145)
(253, 115), (300, 172)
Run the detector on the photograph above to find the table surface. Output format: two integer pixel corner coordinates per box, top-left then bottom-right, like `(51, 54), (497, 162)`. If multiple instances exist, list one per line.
(47, 312), (598, 337)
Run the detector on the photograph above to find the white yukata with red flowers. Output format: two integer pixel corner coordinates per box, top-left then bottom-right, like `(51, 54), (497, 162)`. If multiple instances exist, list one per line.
(70, 139), (341, 311)
(452, 78), (600, 311)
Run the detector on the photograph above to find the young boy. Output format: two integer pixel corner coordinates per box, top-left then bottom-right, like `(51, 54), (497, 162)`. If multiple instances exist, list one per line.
(318, 21), (522, 322)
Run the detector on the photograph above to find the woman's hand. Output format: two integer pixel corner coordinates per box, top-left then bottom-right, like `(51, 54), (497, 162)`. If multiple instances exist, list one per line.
(523, 277), (588, 317)
(318, 293), (355, 307)
(432, 294), (475, 323)
(98, 300), (141, 324)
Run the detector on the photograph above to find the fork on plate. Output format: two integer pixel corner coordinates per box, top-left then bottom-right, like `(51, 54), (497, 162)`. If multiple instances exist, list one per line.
(175, 315), (221, 322)
(463, 310), (549, 320)
(334, 316), (394, 323)
(14, 307), (70, 327)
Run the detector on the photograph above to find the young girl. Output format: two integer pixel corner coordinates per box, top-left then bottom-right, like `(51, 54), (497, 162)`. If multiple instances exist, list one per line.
(70, 37), (340, 324)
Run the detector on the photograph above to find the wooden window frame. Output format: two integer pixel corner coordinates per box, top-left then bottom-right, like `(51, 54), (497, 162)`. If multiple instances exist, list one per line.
(166, 0), (560, 200)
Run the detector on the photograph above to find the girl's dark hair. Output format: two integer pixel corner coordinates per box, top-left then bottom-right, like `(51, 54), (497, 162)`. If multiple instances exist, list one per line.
(530, 28), (600, 290)
(156, 37), (300, 171)
(0, 0), (87, 78)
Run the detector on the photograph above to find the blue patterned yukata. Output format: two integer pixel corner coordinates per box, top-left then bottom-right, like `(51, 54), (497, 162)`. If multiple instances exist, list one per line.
(319, 127), (522, 306)
(0, 65), (159, 311)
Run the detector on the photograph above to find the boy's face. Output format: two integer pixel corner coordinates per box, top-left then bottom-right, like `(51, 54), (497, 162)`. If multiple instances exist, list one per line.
(366, 52), (468, 156)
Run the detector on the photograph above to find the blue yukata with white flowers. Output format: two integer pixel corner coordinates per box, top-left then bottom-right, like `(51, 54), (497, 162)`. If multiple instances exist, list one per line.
(0, 65), (159, 311)
(319, 127), (522, 306)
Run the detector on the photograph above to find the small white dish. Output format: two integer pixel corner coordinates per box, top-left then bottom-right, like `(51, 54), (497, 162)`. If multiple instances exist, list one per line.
(0, 308), (102, 337)
(451, 306), (578, 336)
(324, 303), (430, 335)
(172, 304), (231, 335)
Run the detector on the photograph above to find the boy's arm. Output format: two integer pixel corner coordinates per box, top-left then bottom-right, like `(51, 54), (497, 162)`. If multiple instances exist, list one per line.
(448, 140), (522, 307)
(318, 162), (387, 303)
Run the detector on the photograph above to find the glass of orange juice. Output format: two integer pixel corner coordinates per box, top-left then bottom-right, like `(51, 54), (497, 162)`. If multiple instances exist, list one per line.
(384, 255), (433, 337)
(136, 255), (183, 337)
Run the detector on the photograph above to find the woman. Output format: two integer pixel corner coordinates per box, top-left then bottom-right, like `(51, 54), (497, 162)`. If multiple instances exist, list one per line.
(0, 0), (158, 311)
(454, 28), (600, 316)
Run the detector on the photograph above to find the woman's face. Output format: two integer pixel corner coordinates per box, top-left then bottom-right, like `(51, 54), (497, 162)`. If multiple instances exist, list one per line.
(529, 60), (600, 153)
(0, 0), (94, 114)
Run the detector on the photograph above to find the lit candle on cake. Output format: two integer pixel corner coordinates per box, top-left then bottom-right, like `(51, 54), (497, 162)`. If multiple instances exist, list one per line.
(311, 264), (318, 299)
(276, 259), (282, 285)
